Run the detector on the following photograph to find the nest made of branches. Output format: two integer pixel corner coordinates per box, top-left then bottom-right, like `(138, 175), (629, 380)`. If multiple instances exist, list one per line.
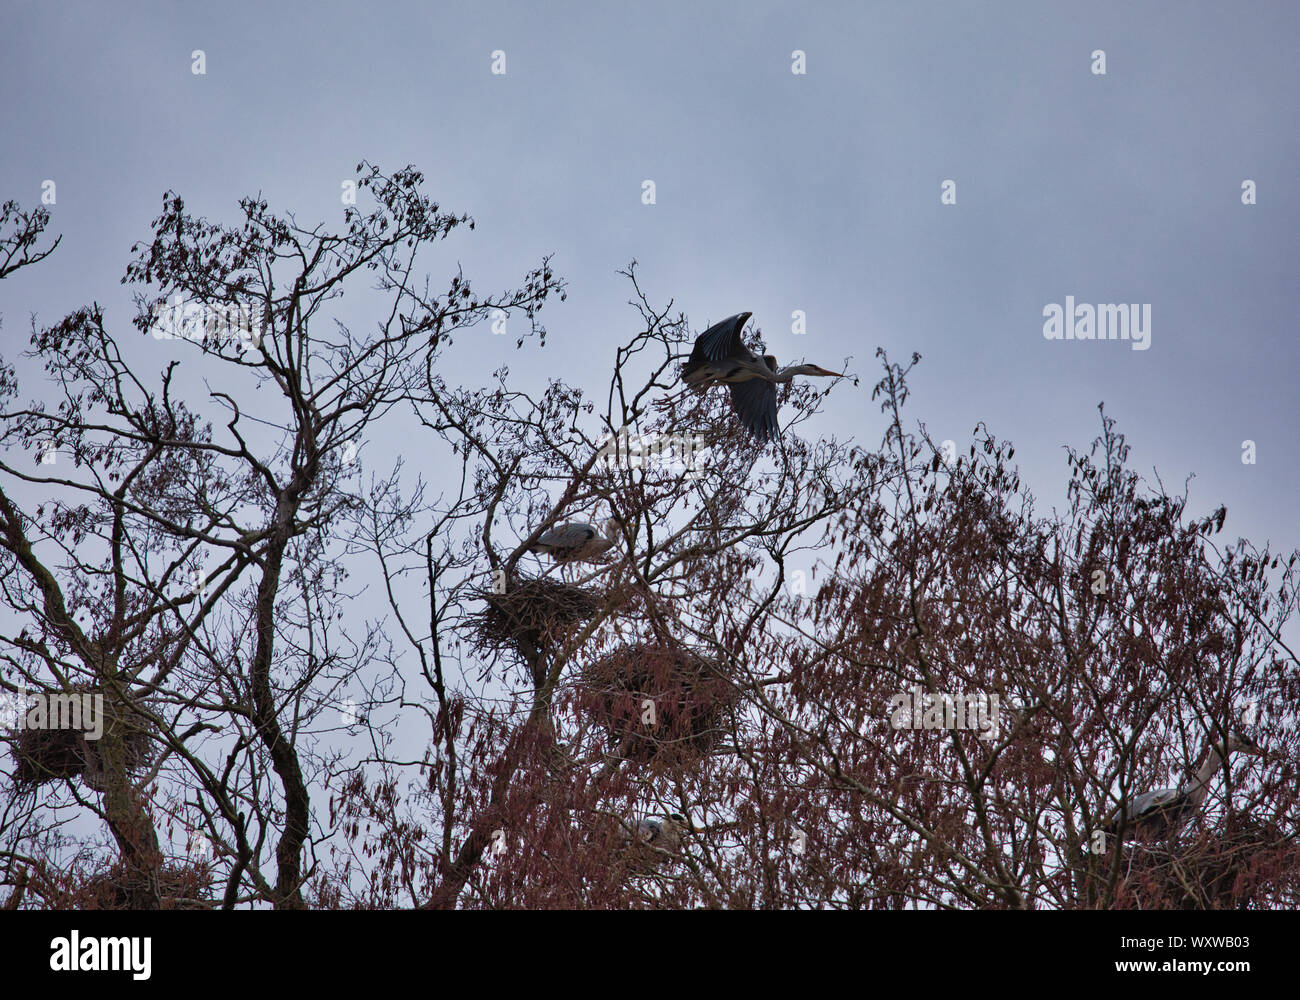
(8, 686), (154, 790)
(471, 576), (604, 655)
(42, 862), (213, 910)
(1108, 815), (1300, 909)
(1159, 816), (1298, 909)
(578, 642), (737, 766)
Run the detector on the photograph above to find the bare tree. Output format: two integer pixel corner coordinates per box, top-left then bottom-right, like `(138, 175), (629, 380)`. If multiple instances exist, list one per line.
(0, 166), (562, 908)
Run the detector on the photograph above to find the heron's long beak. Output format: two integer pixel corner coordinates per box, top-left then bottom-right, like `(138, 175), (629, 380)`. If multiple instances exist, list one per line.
(813, 366), (844, 377)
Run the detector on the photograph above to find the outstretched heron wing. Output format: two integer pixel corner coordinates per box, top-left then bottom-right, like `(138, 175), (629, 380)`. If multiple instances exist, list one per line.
(690, 312), (752, 364)
(728, 378), (778, 441)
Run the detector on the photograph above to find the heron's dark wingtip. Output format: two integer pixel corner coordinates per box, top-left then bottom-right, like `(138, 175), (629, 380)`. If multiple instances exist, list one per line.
(745, 415), (779, 442)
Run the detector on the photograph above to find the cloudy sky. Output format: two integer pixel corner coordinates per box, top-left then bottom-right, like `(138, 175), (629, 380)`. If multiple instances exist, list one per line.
(2, 0), (1297, 550)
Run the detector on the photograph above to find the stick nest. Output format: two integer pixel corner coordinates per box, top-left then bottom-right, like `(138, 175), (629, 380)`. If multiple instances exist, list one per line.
(470, 576), (604, 655)
(578, 642), (736, 766)
(55, 862), (213, 910)
(8, 687), (154, 790)
(1160, 816), (1297, 909)
(1105, 814), (1300, 909)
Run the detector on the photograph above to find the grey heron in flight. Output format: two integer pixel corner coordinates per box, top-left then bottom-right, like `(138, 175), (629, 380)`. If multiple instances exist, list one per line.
(529, 519), (619, 565)
(681, 311), (842, 441)
(1100, 732), (1268, 842)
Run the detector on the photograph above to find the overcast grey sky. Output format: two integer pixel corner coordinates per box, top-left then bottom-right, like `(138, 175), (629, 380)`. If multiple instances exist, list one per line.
(2, 0), (1297, 550)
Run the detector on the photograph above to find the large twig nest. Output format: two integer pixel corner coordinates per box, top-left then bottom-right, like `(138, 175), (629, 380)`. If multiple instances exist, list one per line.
(471, 576), (603, 656)
(1104, 814), (1299, 909)
(58, 862), (213, 910)
(1161, 816), (1296, 909)
(8, 687), (153, 790)
(578, 642), (736, 765)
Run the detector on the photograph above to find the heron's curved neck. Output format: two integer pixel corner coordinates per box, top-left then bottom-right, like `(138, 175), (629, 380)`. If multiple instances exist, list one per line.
(1182, 742), (1230, 809)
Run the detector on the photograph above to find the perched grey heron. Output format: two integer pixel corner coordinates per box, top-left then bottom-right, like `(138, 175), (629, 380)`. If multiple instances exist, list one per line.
(620, 813), (692, 874)
(681, 311), (842, 441)
(529, 519), (619, 565)
(1100, 733), (1268, 841)
(635, 812), (691, 853)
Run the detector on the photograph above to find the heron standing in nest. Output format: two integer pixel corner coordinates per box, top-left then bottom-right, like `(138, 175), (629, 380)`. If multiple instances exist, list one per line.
(1099, 732), (1269, 843)
(529, 519), (619, 580)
